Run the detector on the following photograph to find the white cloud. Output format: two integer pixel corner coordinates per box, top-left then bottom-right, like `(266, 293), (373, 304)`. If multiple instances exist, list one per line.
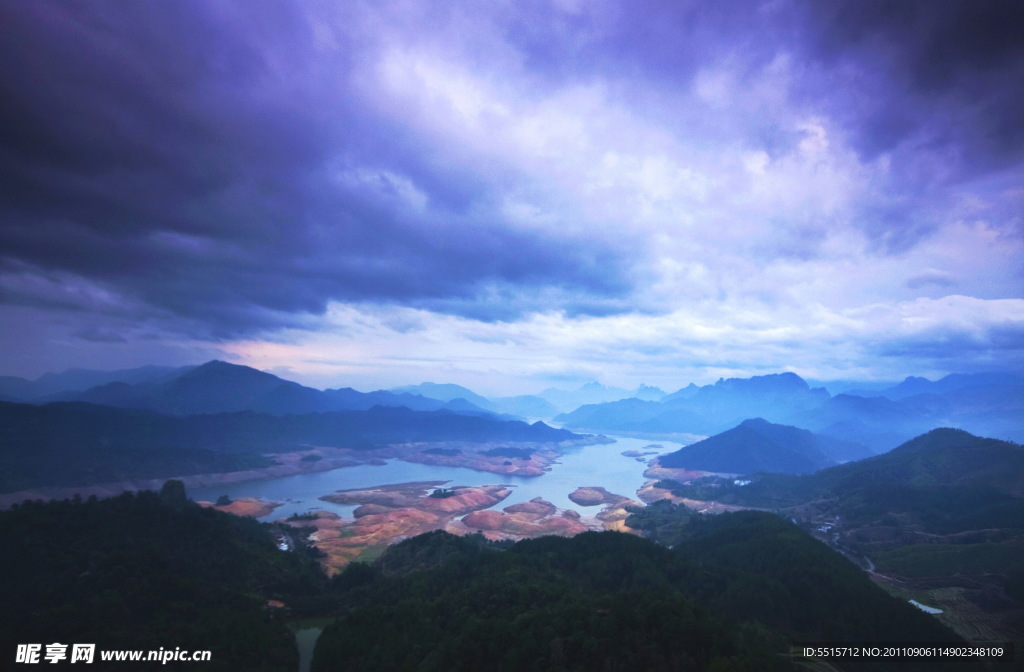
(215, 288), (1024, 396)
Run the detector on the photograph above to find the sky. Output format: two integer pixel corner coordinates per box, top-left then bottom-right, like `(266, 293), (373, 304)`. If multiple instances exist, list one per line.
(1, 0), (1022, 396)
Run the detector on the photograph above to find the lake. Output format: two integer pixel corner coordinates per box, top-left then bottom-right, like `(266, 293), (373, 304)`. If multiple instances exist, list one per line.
(191, 435), (687, 672)
(188, 436), (683, 522)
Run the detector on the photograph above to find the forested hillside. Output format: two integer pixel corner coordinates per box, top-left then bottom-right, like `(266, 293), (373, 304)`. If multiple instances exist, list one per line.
(659, 429), (1024, 646)
(314, 514), (978, 672)
(5, 481), (1003, 671)
(0, 482), (329, 671)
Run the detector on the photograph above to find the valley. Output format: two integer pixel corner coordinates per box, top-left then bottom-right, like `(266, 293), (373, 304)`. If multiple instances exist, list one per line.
(3, 361), (1023, 670)
(189, 435), (671, 571)
(6, 6), (1024, 668)
(656, 428), (1024, 645)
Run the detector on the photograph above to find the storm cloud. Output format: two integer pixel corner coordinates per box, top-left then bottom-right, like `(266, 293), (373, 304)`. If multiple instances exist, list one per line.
(0, 1), (634, 334)
(1, 0), (1022, 390)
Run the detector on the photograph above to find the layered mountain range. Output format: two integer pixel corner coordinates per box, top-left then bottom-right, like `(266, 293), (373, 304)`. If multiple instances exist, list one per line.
(3, 361), (1022, 649)
(0, 361), (582, 494)
(668, 428), (1024, 516)
(0, 360), (501, 416)
(557, 371), (1024, 452)
(0, 361), (665, 419)
(3, 361), (1022, 490)
(5, 363), (1021, 447)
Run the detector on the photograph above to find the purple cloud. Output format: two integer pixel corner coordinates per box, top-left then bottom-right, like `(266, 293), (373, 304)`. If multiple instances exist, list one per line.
(0, 0), (1021, 385)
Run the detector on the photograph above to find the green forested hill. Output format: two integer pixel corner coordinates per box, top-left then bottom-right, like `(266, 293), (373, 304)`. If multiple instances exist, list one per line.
(4, 477), (1005, 671)
(0, 483), (329, 671)
(314, 514), (977, 672)
(661, 429), (1024, 646)
(315, 529), (794, 672)
(674, 511), (960, 643)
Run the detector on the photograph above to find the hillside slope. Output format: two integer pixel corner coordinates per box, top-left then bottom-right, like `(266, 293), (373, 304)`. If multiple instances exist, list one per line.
(316, 515), (972, 672)
(658, 418), (871, 474)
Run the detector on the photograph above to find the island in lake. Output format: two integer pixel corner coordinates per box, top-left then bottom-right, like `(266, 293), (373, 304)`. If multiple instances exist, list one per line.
(233, 480), (652, 574)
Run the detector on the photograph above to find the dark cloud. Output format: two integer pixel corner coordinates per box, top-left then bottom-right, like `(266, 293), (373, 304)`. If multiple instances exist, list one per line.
(808, 0), (1024, 172)
(1, 0), (1021, 385)
(815, 0), (1024, 90)
(0, 1), (636, 340)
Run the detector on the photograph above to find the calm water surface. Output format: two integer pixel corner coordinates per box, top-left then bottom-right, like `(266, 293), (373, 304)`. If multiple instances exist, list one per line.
(194, 436), (687, 672)
(188, 437), (683, 521)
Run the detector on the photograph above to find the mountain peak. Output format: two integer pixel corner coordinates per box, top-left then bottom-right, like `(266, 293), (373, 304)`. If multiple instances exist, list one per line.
(389, 382), (494, 410)
(659, 417), (839, 474)
(194, 359), (239, 370)
(710, 372), (810, 394)
(186, 360), (277, 379)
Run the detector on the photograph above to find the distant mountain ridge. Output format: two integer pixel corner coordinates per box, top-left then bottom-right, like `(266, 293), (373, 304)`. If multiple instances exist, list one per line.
(0, 365), (191, 401)
(44, 360), (493, 417)
(390, 382), (497, 411)
(4, 362), (673, 422)
(557, 371), (1024, 452)
(557, 372), (829, 436)
(488, 394), (559, 419)
(534, 381), (665, 413)
(867, 372), (1024, 400)
(6, 363), (1022, 448)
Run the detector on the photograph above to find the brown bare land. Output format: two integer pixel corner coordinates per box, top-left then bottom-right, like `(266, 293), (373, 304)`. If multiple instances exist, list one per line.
(197, 497), (282, 518)
(636, 480), (758, 513)
(290, 482), (512, 574)
(458, 501), (592, 540)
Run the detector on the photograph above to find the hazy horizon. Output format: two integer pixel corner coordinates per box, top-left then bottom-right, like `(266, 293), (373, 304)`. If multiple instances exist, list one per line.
(0, 356), (980, 400)
(2, 1), (1022, 396)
